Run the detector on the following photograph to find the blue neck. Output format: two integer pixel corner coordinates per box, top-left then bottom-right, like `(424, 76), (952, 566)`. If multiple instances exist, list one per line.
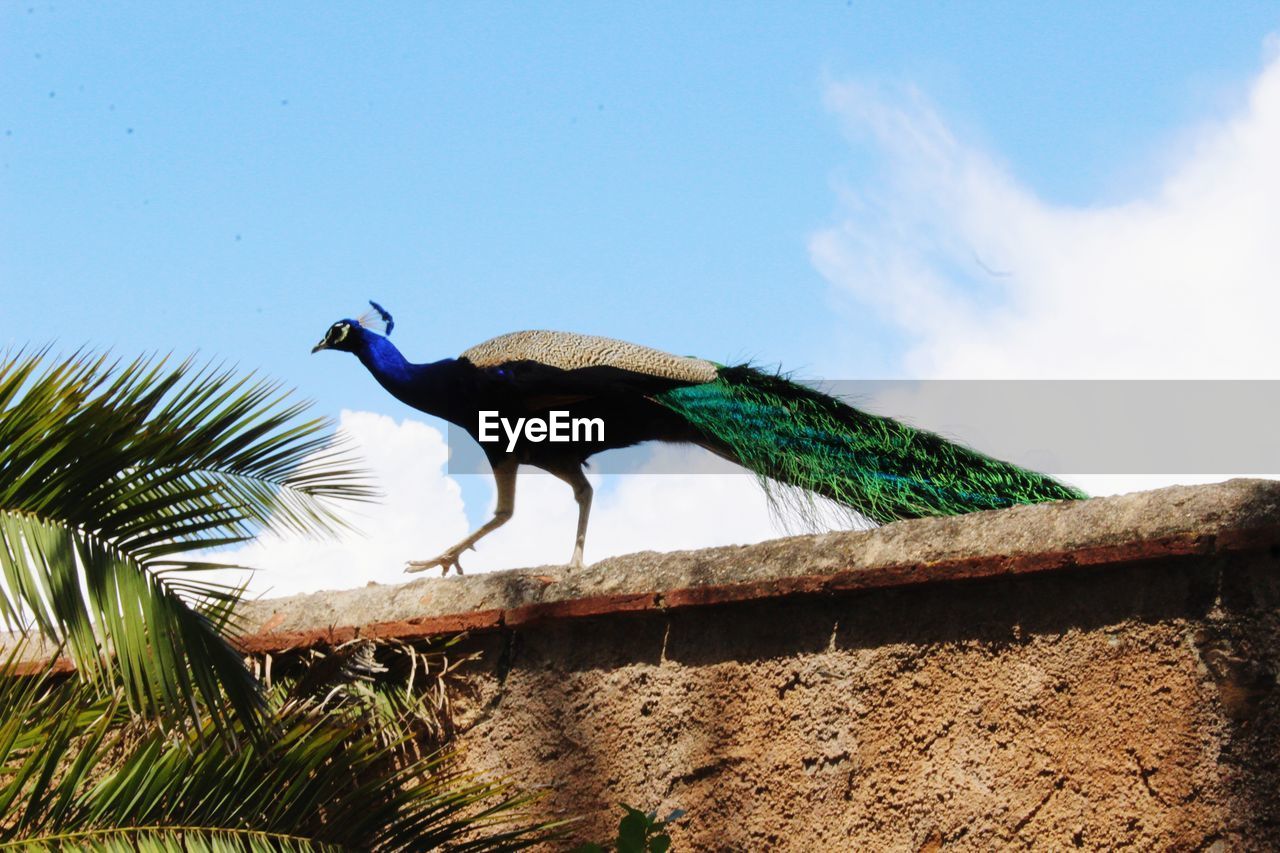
(352, 332), (461, 421)
(355, 333), (414, 386)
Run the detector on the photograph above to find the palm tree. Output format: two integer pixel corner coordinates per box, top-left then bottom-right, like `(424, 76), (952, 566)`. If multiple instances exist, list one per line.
(0, 350), (559, 850)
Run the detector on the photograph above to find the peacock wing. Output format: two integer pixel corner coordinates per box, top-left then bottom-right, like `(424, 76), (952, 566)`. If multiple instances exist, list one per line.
(462, 331), (719, 410)
(461, 330), (718, 384)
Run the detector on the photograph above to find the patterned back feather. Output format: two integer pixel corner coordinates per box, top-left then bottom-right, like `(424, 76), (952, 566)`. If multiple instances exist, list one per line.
(656, 365), (1085, 525)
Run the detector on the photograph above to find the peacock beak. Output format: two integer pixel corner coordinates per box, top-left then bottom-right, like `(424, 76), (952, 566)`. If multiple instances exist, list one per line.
(311, 341), (328, 353)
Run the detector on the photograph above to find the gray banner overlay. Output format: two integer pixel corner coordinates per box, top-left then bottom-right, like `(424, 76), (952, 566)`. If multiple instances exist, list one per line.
(445, 380), (1280, 475)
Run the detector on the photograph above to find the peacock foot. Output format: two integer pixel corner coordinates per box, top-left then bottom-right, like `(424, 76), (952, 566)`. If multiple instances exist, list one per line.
(405, 551), (465, 577)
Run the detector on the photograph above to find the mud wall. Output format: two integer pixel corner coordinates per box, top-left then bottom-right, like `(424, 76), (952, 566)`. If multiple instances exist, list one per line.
(235, 480), (1280, 850)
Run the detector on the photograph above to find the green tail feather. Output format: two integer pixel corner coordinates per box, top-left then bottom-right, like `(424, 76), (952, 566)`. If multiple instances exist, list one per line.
(656, 365), (1086, 525)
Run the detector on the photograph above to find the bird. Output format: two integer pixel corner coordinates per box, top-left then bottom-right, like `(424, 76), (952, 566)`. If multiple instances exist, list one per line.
(313, 302), (1086, 576)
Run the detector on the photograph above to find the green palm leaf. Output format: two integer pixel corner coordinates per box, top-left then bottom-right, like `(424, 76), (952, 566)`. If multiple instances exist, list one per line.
(0, 350), (376, 730)
(0, 647), (560, 852)
(1, 829), (337, 851)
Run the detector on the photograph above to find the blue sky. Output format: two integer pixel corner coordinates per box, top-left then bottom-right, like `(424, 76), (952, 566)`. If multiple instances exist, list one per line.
(6, 3), (1278, 384)
(5, 4), (1280, 592)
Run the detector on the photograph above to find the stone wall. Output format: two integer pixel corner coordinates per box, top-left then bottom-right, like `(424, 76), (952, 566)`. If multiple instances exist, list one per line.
(231, 481), (1280, 849)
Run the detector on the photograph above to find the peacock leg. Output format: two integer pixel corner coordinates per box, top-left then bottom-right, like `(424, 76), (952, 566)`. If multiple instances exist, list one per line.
(547, 464), (592, 569)
(406, 459), (517, 577)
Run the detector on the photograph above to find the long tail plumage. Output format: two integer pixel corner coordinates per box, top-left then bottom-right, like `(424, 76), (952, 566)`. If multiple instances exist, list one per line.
(656, 365), (1085, 525)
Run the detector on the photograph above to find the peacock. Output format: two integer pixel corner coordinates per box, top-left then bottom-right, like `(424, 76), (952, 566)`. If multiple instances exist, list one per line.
(313, 302), (1086, 575)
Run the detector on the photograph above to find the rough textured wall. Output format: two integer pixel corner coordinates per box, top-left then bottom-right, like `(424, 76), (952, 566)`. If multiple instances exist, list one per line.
(211, 480), (1280, 850)
(448, 552), (1278, 850)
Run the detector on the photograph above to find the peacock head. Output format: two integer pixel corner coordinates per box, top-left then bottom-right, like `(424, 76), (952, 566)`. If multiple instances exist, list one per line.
(311, 319), (359, 353)
(311, 301), (394, 354)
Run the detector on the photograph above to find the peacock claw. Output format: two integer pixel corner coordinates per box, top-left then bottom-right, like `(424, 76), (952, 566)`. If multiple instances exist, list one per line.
(405, 552), (465, 577)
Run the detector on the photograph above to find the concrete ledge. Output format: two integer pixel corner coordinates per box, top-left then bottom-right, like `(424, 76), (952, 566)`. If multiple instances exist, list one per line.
(234, 479), (1280, 653)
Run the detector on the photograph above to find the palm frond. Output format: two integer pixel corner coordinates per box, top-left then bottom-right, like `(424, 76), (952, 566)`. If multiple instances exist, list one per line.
(0, 827), (337, 851)
(0, 650), (562, 852)
(0, 349), (375, 731)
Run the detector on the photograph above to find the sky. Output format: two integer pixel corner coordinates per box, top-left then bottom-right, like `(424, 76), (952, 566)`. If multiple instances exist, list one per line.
(4, 4), (1280, 596)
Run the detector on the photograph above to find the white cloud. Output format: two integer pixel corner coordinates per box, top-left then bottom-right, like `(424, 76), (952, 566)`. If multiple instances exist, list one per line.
(810, 50), (1280, 380)
(809, 51), (1280, 496)
(211, 410), (784, 598)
